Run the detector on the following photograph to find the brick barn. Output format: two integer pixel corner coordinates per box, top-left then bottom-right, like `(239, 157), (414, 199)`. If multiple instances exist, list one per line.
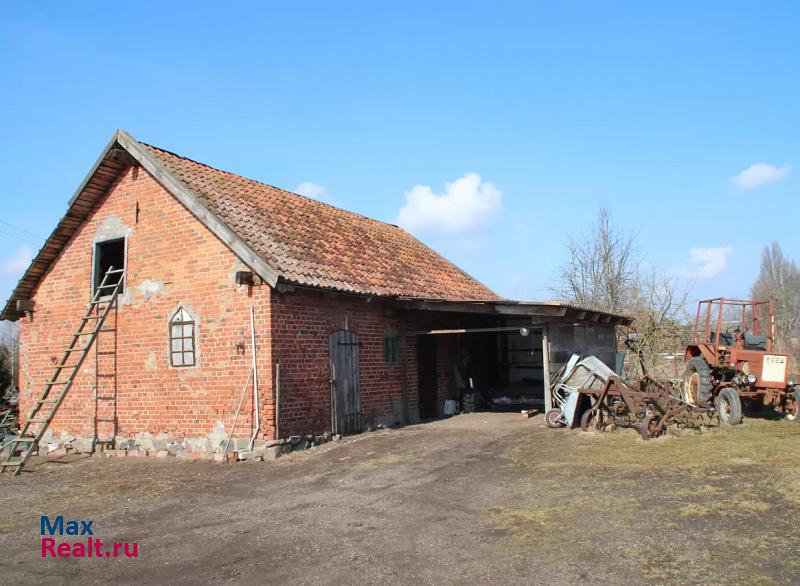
(2, 131), (628, 457)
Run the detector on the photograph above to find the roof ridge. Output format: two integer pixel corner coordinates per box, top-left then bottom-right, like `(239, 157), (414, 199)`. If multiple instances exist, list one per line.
(140, 141), (403, 230)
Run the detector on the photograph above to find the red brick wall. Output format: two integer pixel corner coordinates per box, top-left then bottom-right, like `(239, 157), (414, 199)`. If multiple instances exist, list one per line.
(271, 288), (416, 437)
(18, 164), (275, 445)
(17, 164), (465, 449)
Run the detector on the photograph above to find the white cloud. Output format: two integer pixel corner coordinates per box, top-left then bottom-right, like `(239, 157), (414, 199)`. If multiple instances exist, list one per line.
(294, 182), (334, 203)
(397, 173), (502, 237)
(0, 246), (32, 277)
(732, 163), (791, 190)
(512, 223), (529, 239)
(672, 246), (733, 279)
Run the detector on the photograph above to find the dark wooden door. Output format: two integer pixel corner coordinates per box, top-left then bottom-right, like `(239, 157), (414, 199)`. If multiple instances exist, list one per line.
(329, 330), (362, 435)
(418, 335), (438, 419)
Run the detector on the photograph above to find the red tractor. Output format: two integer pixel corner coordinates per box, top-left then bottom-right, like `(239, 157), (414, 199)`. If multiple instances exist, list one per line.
(683, 298), (798, 424)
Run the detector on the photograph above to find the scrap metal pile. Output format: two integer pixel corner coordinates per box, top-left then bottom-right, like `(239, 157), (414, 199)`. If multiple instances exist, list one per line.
(545, 355), (718, 440)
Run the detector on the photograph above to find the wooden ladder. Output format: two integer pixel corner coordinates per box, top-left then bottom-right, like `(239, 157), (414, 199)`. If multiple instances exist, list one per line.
(0, 267), (124, 476)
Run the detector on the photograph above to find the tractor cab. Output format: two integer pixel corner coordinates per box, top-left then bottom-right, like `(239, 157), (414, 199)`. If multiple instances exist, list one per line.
(694, 298), (773, 354)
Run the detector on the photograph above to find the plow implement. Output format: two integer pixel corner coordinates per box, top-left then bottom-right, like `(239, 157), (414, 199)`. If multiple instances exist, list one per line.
(580, 377), (718, 440)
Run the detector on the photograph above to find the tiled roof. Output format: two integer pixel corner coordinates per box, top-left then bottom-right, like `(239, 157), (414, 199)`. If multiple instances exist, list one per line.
(140, 143), (501, 302)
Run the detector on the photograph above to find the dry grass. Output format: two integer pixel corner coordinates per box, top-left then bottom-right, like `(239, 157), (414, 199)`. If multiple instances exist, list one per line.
(491, 416), (800, 585)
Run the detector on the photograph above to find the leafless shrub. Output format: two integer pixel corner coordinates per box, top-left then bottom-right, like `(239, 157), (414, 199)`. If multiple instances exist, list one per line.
(751, 242), (800, 372)
(555, 207), (690, 379)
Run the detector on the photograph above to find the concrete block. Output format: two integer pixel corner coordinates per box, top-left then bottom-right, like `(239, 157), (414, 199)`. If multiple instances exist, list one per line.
(155, 450), (170, 458)
(210, 421), (227, 443)
(167, 443), (185, 456)
(263, 445), (284, 460)
(137, 436), (155, 452)
(114, 449), (127, 458)
(78, 438), (94, 454)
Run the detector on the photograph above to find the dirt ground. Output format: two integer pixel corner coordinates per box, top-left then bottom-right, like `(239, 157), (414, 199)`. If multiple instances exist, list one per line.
(1, 412), (799, 585)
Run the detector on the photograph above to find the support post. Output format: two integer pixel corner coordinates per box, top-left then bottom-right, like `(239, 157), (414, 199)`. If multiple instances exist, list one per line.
(542, 325), (553, 413)
(400, 329), (409, 426)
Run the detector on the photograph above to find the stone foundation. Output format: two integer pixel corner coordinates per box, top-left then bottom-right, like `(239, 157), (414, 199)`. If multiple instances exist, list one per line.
(33, 428), (336, 462)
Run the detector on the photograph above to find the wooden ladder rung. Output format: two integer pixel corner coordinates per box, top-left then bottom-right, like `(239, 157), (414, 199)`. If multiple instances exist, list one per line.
(1, 268), (121, 475)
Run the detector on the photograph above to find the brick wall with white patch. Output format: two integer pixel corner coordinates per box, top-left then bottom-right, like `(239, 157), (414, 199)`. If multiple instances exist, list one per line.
(18, 164), (275, 453)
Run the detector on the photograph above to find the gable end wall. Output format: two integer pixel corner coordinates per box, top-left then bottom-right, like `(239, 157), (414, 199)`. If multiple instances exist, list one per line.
(18, 164), (275, 450)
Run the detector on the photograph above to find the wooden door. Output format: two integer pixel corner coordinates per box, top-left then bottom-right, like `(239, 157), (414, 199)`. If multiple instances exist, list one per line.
(329, 330), (362, 435)
(418, 335), (438, 419)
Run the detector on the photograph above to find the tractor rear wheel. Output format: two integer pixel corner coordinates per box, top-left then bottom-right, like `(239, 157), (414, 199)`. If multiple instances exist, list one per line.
(683, 357), (714, 405)
(717, 388), (742, 425)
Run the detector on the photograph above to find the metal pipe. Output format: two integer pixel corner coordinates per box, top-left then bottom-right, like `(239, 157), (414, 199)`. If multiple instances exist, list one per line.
(409, 326), (540, 336)
(222, 367), (253, 459)
(275, 363), (280, 440)
(249, 305), (260, 451)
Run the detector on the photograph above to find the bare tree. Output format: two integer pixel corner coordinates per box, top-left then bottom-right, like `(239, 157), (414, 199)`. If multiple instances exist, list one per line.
(624, 269), (690, 379)
(0, 321), (19, 396)
(751, 242), (800, 370)
(554, 207), (690, 379)
(556, 207), (638, 313)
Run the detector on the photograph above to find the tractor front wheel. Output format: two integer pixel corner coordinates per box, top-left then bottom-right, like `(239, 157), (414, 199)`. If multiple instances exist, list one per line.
(786, 387), (800, 423)
(683, 357), (714, 405)
(717, 388), (743, 425)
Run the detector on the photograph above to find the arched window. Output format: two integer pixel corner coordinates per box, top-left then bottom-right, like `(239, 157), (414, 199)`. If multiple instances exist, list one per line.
(169, 307), (196, 367)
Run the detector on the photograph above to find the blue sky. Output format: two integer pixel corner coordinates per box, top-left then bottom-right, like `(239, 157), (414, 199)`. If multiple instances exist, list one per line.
(1, 1), (798, 308)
